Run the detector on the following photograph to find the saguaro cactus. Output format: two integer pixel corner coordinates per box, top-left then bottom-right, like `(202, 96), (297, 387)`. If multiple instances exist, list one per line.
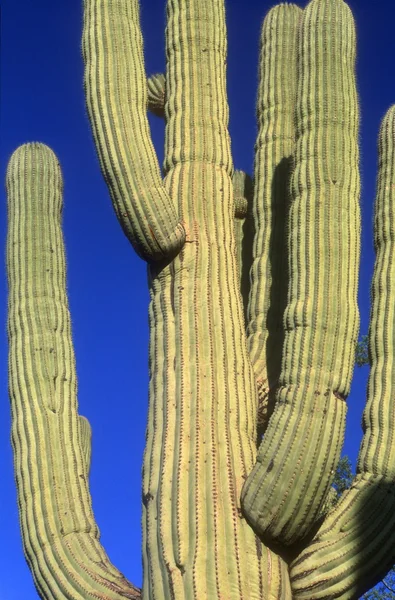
(6, 0), (395, 599)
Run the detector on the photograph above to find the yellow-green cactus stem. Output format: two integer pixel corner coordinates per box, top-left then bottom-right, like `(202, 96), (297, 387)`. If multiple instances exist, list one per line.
(246, 3), (301, 435)
(232, 169), (253, 320)
(139, 0), (291, 595)
(7, 143), (140, 600)
(79, 415), (92, 477)
(147, 73), (166, 118)
(290, 105), (395, 600)
(242, 0), (360, 545)
(82, 0), (185, 262)
(145, 77), (254, 309)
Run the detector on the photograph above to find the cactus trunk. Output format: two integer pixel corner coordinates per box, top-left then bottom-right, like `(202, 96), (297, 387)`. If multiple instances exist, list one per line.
(7, 0), (395, 599)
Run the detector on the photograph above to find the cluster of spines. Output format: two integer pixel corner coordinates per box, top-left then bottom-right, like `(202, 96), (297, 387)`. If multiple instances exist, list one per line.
(6, 143), (140, 600)
(242, 0), (361, 545)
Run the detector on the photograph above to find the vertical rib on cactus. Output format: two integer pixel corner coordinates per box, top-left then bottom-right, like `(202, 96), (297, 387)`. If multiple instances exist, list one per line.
(242, 0), (360, 545)
(82, 0), (185, 261)
(246, 3), (301, 435)
(6, 143), (140, 599)
(290, 105), (395, 600)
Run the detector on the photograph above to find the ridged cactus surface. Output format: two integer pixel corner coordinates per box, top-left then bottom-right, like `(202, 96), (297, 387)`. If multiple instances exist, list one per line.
(82, 0), (185, 261)
(6, 144), (140, 599)
(290, 105), (395, 600)
(242, 0), (360, 545)
(84, 0), (290, 598)
(6, 0), (395, 599)
(246, 3), (301, 434)
(147, 74), (166, 118)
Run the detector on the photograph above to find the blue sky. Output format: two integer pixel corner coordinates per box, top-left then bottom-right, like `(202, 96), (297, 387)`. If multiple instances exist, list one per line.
(1, 0), (395, 597)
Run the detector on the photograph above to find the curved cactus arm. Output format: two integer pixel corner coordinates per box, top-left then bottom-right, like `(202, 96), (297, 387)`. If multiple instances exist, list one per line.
(78, 415), (92, 477)
(290, 105), (395, 600)
(147, 73), (166, 118)
(6, 143), (140, 600)
(82, 0), (185, 262)
(245, 3), (301, 436)
(232, 169), (253, 322)
(242, 0), (360, 545)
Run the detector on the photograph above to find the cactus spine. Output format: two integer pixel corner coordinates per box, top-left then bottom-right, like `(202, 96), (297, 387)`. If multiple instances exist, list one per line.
(6, 0), (395, 599)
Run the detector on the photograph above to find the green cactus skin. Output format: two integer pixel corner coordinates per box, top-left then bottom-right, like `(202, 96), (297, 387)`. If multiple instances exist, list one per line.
(232, 169), (253, 320)
(147, 74), (166, 118)
(82, 0), (185, 262)
(6, 143), (141, 599)
(246, 3), (301, 435)
(242, 0), (361, 545)
(289, 105), (395, 600)
(78, 415), (92, 477)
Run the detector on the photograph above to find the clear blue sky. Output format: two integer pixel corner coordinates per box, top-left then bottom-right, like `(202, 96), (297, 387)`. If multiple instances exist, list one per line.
(1, 0), (395, 597)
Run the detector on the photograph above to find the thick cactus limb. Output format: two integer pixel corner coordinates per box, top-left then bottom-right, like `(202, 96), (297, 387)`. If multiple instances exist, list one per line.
(242, 0), (360, 545)
(246, 3), (301, 436)
(163, 0), (233, 174)
(7, 143), (140, 600)
(82, 0), (185, 262)
(290, 105), (395, 600)
(140, 0), (291, 598)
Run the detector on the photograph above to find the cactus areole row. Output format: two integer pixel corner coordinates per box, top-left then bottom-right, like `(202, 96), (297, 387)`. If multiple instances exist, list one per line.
(6, 0), (395, 598)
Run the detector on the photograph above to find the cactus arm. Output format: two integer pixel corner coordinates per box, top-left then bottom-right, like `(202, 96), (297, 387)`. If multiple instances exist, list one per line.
(232, 169), (253, 321)
(7, 143), (140, 600)
(78, 415), (92, 477)
(242, 0), (360, 545)
(147, 74), (166, 118)
(290, 105), (395, 600)
(245, 3), (301, 436)
(145, 76), (253, 312)
(82, 0), (185, 262)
